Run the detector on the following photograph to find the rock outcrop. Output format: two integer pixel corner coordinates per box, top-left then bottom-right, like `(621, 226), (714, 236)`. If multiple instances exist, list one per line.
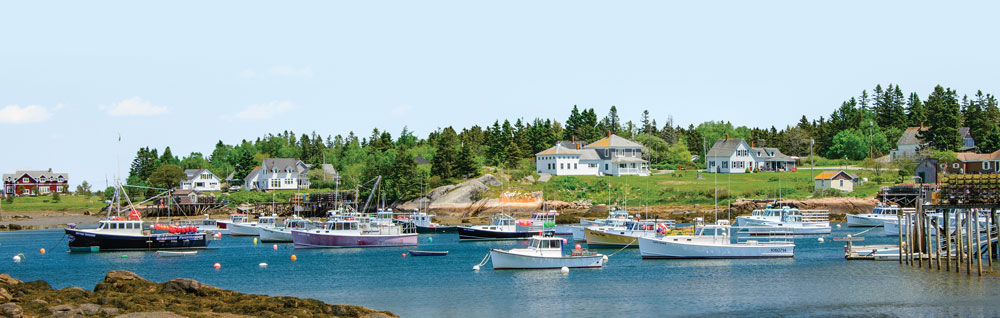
(0, 271), (395, 318)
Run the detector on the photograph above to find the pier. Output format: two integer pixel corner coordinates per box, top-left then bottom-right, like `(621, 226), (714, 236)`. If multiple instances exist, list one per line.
(899, 202), (999, 276)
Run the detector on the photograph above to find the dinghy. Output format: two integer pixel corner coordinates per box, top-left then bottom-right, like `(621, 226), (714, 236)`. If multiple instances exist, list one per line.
(409, 250), (448, 256)
(155, 250), (199, 257)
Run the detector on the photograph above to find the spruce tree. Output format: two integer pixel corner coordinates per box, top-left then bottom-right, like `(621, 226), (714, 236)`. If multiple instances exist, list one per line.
(906, 92), (926, 127)
(920, 85), (962, 151)
(431, 127), (459, 179)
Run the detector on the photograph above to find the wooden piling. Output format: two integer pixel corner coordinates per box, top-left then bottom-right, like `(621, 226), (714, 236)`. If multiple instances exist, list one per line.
(957, 211), (963, 273)
(967, 210), (973, 275)
(944, 209), (951, 272)
(916, 212), (923, 268)
(990, 208), (996, 266)
(935, 215), (942, 270)
(897, 211), (903, 265)
(906, 213), (913, 265)
(976, 211), (983, 276)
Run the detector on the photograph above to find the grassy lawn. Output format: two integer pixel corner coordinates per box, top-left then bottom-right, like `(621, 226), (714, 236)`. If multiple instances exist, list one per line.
(494, 168), (895, 207)
(1, 194), (107, 213)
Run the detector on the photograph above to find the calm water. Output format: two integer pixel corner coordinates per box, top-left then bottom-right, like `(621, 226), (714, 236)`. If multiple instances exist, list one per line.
(1, 224), (998, 317)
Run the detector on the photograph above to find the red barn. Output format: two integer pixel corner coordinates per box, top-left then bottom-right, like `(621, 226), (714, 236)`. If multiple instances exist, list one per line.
(3, 169), (69, 197)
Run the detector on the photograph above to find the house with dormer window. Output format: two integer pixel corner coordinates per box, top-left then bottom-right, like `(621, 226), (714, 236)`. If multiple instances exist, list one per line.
(3, 168), (69, 197)
(243, 158), (311, 191)
(535, 133), (649, 176)
(179, 169), (221, 192)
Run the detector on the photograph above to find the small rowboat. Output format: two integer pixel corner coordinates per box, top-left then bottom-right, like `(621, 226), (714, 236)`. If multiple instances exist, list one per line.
(155, 251), (199, 257)
(408, 250), (448, 256)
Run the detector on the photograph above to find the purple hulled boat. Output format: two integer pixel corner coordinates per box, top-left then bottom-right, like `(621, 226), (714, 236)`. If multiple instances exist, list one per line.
(291, 211), (417, 248)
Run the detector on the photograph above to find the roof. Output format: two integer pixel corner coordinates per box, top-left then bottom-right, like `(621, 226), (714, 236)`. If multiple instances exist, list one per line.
(956, 150), (1000, 162)
(535, 144), (602, 161)
(897, 127), (928, 146)
(754, 147), (796, 162)
(814, 170), (857, 180)
(584, 134), (643, 149)
(558, 140), (587, 150)
(897, 126), (973, 146)
(706, 138), (748, 157)
(612, 157), (648, 163)
(262, 158), (307, 173)
(183, 169), (206, 181)
(536, 144), (583, 156)
(2, 170), (69, 182)
(413, 155), (430, 165)
(243, 166), (262, 181)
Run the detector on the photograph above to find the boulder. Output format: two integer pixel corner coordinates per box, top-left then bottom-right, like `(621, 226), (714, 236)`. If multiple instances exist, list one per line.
(162, 278), (218, 295)
(113, 313), (186, 318)
(0, 275), (21, 286)
(589, 204), (609, 213)
(426, 185), (456, 201)
(477, 174), (501, 187)
(0, 288), (10, 301)
(78, 303), (101, 315)
(0, 303), (22, 318)
(434, 180), (488, 205)
(104, 271), (146, 283)
(101, 307), (120, 315)
(29, 299), (46, 306)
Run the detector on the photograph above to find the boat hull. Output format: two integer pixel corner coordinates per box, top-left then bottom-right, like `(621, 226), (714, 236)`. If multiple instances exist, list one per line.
(489, 249), (605, 269)
(638, 236), (794, 259)
(846, 214), (894, 227)
(65, 229), (208, 251)
(571, 226), (586, 241)
(228, 223), (262, 236)
(415, 225), (459, 234)
(409, 250), (448, 256)
(291, 231), (418, 248)
(259, 227), (293, 242)
(584, 228), (646, 247)
(458, 227), (553, 240)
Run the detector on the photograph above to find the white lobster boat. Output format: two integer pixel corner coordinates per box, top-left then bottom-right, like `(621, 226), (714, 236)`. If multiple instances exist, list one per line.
(259, 216), (310, 243)
(846, 204), (903, 227)
(737, 206), (831, 235)
(638, 220), (795, 259)
(228, 214), (278, 236)
(489, 235), (606, 269)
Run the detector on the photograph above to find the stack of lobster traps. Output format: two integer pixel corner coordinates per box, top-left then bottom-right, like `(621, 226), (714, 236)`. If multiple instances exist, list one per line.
(939, 174), (1000, 204)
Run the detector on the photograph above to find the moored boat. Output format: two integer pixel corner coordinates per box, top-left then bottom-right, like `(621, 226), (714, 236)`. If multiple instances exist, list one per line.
(489, 235), (606, 269)
(291, 210), (417, 248)
(458, 213), (555, 240)
(155, 250), (198, 257)
(638, 219), (794, 259)
(409, 250), (448, 256)
(847, 204), (904, 227)
(398, 211), (459, 234)
(228, 214), (278, 236)
(259, 216), (310, 243)
(584, 219), (672, 247)
(738, 207), (831, 235)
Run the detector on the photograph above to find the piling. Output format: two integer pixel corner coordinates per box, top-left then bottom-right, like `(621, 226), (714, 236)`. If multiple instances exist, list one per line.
(966, 210), (973, 275)
(897, 212), (904, 264)
(935, 216), (942, 270)
(957, 211), (963, 273)
(989, 208), (996, 266)
(976, 212), (983, 276)
(944, 209), (951, 272)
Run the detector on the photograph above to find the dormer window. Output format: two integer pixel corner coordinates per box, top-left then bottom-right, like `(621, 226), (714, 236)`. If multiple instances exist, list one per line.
(272, 169), (278, 173)
(39, 177), (46, 182)
(58, 176), (64, 182)
(286, 168), (293, 173)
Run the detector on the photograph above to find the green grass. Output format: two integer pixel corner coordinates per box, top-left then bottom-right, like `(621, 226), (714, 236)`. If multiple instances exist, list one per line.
(0, 194), (107, 213)
(493, 169), (894, 207)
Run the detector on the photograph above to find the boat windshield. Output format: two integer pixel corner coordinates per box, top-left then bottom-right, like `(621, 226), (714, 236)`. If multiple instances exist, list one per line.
(531, 238), (561, 249)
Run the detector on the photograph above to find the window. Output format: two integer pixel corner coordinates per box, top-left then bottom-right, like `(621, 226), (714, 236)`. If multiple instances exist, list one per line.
(605, 164), (609, 170)
(39, 177), (46, 182)
(22, 177), (28, 183)
(40, 187), (50, 194)
(839, 180), (844, 187)
(270, 179), (280, 188)
(560, 163), (564, 169)
(985, 161), (991, 170)
(56, 186), (63, 192)
(58, 176), (64, 182)
(285, 179), (294, 185)
(939, 164), (946, 169)
(573, 164), (578, 169)
(195, 182), (205, 187)
(286, 168), (293, 173)
(953, 163), (960, 169)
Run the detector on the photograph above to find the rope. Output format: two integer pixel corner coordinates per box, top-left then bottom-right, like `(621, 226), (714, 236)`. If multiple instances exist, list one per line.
(851, 226), (880, 237)
(607, 239), (637, 257)
(50, 234), (68, 251)
(475, 251), (491, 267)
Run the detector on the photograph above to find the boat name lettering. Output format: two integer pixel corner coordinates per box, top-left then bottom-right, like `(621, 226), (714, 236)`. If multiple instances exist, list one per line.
(770, 248), (787, 253)
(156, 235), (202, 241)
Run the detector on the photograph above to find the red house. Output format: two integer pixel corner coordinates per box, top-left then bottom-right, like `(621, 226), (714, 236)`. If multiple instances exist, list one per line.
(3, 169), (69, 197)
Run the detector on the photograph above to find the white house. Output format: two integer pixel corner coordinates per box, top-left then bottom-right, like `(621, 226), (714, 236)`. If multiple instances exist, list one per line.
(244, 158), (311, 191)
(890, 125), (975, 161)
(705, 138), (756, 173)
(814, 170), (857, 193)
(179, 169), (221, 192)
(535, 134), (649, 176)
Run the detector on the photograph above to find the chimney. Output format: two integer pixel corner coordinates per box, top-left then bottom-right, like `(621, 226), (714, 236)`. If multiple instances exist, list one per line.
(920, 122), (924, 130)
(725, 134), (729, 141)
(751, 140), (754, 148)
(607, 131), (612, 137)
(572, 136), (575, 143)
(48, 168), (52, 172)
(576, 143), (580, 150)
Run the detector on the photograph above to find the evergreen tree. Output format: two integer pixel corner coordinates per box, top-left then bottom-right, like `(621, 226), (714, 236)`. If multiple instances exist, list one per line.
(431, 127), (460, 179)
(920, 85), (963, 151)
(906, 92), (926, 127)
(159, 147), (179, 166)
(456, 144), (479, 178)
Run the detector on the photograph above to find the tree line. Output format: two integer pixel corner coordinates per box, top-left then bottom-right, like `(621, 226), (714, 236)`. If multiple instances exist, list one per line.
(123, 84), (998, 203)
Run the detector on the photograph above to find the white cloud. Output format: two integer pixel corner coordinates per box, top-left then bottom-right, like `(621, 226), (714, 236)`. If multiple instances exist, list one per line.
(235, 101), (294, 120)
(391, 104), (414, 117)
(102, 97), (167, 116)
(240, 66), (313, 79)
(0, 105), (52, 124)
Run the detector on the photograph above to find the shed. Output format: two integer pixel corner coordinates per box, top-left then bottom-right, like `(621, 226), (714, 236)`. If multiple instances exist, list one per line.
(814, 170), (857, 193)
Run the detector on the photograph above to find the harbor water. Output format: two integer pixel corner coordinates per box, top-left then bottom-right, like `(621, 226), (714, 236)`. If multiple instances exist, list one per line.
(1, 224), (998, 317)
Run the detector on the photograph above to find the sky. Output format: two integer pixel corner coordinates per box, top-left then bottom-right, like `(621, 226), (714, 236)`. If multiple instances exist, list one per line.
(1, 1), (998, 188)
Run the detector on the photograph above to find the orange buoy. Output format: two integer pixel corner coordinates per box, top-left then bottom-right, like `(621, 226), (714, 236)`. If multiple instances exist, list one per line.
(402, 253), (407, 258)
(39, 248), (46, 254)
(273, 244), (278, 250)
(213, 262), (221, 269)
(290, 254), (297, 261)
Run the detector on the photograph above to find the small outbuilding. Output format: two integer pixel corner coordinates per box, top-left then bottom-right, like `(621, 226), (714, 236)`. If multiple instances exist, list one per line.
(814, 170), (857, 193)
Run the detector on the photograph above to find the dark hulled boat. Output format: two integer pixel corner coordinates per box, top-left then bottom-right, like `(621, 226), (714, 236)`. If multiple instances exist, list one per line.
(66, 219), (208, 251)
(458, 213), (555, 240)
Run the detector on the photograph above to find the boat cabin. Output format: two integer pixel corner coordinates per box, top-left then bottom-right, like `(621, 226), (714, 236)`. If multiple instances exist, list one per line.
(284, 217), (308, 229)
(524, 235), (566, 257)
(258, 215), (277, 226)
(408, 212), (434, 227)
(872, 204), (900, 215)
(230, 214), (249, 224)
(96, 219), (145, 234)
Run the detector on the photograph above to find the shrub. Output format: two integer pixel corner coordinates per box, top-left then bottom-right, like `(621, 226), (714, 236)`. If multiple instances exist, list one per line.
(52, 191), (61, 203)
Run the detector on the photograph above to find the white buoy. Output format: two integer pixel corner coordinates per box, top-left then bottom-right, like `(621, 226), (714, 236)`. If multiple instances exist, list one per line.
(560, 266), (569, 274)
(259, 262), (268, 268)
(602, 255), (609, 262)
(473, 265), (481, 271)
(817, 237), (825, 243)
(846, 234), (852, 239)
(12, 255), (21, 263)
(836, 224), (841, 228)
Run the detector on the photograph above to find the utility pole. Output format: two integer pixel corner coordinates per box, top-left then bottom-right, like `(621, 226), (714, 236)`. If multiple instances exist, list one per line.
(810, 138), (814, 181)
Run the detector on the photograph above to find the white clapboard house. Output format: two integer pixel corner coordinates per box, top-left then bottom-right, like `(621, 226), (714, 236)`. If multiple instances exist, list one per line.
(244, 158), (311, 191)
(535, 134), (649, 176)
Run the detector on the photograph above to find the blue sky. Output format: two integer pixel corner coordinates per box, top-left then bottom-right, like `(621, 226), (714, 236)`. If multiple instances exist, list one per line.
(1, 1), (998, 188)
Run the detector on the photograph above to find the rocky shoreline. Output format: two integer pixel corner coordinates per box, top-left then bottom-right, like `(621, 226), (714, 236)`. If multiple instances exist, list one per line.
(0, 271), (395, 318)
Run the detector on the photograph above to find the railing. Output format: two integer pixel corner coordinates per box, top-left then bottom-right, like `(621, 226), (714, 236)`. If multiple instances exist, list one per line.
(798, 210), (830, 223)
